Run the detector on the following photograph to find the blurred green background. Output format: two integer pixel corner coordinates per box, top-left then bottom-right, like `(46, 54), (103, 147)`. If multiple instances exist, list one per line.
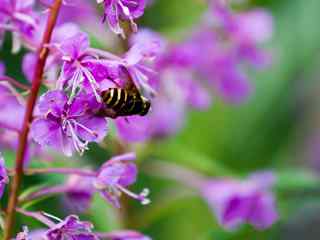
(2, 0), (320, 239)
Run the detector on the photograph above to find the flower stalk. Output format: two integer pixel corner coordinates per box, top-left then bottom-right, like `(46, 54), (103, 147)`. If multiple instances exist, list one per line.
(3, 1), (63, 239)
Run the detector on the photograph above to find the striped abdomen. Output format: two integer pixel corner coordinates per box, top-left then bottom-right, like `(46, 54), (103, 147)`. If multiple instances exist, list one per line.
(101, 88), (151, 117)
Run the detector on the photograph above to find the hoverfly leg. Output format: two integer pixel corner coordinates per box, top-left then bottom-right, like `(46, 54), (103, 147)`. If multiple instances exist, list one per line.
(124, 117), (130, 123)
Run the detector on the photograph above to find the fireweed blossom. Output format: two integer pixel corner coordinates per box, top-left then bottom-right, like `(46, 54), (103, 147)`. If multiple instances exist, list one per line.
(55, 32), (107, 101)
(20, 153), (150, 208)
(97, 0), (146, 37)
(115, 30), (212, 142)
(117, 13), (265, 140)
(201, 172), (278, 230)
(0, 0), (276, 238)
(94, 152), (150, 208)
(31, 90), (108, 156)
(210, 0), (273, 67)
(55, 31), (156, 102)
(152, 1), (274, 104)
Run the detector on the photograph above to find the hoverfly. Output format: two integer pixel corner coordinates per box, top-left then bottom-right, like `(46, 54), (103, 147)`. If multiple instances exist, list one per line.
(99, 68), (151, 119)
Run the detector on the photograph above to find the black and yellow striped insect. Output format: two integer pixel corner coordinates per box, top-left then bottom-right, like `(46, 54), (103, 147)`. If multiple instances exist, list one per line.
(100, 87), (151, 118)
(99, 69), (151, 119)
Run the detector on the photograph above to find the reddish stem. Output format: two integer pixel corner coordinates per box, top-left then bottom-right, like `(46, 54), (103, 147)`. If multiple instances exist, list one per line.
(3, 1), (62, 239)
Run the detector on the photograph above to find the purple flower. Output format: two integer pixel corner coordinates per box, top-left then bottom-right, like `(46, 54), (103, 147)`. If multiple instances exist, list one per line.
(98, 0), (146, 37)
(94, 153), (150, 208)
(104, 230), (151, 240)
(64, 175), (95, 213)
(233, 9), (273, 67)
(210, 1), (273, 67)
(201, 172), (278, 230)
(0, 153), (8, 198)
(56, 32), (118, 101)
(31, 90), (108, 156)
(46, 215), (99, 240)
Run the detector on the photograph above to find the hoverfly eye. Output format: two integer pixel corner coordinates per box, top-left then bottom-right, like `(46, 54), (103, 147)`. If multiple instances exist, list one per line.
(140, 100), (151, 116)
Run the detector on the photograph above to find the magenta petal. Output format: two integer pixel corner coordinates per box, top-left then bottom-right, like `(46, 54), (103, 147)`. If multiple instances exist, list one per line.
(37, 90), (68, 116)
(116, 116), (151, 142)
(31, 119), (66, 153)
(75, 115), (108, 142)
(96, 161), (137, 187)
(60, 32), (90, 59)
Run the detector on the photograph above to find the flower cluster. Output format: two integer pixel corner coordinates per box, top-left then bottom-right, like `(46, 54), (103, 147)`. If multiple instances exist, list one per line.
(114, 1), (273, 142)
(0, 0), (278, 239)
(1, 4), (158, 155)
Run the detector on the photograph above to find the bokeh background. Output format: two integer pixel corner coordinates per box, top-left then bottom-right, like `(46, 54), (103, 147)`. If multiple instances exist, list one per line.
(2, 0), (320, 239)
